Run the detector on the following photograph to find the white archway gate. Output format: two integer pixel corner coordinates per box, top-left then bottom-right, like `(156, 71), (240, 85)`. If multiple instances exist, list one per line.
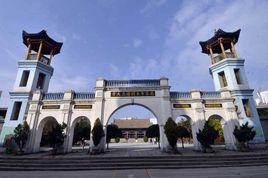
(26, 78), (239, 153)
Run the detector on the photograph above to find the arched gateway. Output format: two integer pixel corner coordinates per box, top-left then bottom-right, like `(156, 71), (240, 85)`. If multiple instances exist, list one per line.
(26, 78), (239, 153)
(0, 29), (265, 154)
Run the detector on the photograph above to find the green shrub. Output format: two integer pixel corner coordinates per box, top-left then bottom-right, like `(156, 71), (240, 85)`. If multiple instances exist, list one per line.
(143, 136), (148, 142)
(13, 121), (30, 153)
(164, 117), (179, 152)
(92, 118), (105, 146)
(177, 126), (190, 148)
(196, 121), (219, 153)
(73, 119), (90, 145)
(50, 122), (67, 154)
(115, 137), (120, 143)
(233, 122), (255, 151)
(146, 124), (159, 138)
(3, 135), (17, 154)
(106, 124), (122, 148)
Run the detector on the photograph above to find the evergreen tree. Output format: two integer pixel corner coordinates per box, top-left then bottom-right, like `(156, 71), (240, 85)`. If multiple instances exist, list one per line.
(177, 126), (190, 148)
(106, 124), (122, 149)
(13, 121), (30, 152)
(92, 118), (105, 146)
(164, 117), (179, 152)
(49, 122), (67, 154)
(73, 119), (91, 145)
(146, 124), (160, 138)
(207, 117), (224, 143)
(196, 121), (219, 153)
(233, 122), (255, 150)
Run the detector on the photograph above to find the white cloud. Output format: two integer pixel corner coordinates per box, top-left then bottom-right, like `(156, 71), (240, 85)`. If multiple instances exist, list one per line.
(109, 64), (120, 78)
(148, 28), (159, 40)
(141, 0), (167, 14)
(49, 75), (90, 92)
(133, 38), (143, 48)
(162, 0), (268, 91)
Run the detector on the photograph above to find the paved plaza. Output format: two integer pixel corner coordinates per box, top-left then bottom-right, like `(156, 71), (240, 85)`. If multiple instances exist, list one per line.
(1, 165), (268, 178)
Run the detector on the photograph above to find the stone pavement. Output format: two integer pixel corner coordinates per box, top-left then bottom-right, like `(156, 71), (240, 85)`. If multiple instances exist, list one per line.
(1, 142), (268, 158)
(1, 165), (268, 178)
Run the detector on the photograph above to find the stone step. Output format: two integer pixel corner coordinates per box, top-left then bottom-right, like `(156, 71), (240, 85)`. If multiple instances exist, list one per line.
(1, 153), (268, 171)
(1, 152), (268, 160)
(1, 159), (268, 168)
(0, 162), (268, 171)
(0, 158), (267, 167)
(1, 156), (268, 164)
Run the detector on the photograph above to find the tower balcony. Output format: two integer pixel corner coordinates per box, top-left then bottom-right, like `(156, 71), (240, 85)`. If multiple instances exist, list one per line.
(213, 52), (235, 64)
(28, 54), (50, 65)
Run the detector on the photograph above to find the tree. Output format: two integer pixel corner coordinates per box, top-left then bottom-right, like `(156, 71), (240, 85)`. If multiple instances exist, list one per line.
(49, 122), (67, 154)
(164, 117), (179, 153)
(196, 121), (219, 153)
(13, 121), (30, 153)
(146, 124), (160, 148)
(207, 117), (224, 143)
(73, 119), (91, 145)
(92, 118), (105, 146)
(233, 122), (256, 151)
(143, 136), (148, 142)
(177, 126), (190, 148)
(115, 137), (120, 143)
(177, 118), (192, 144)
(106, 124), (122, 149)
(177, 118), (192, 134)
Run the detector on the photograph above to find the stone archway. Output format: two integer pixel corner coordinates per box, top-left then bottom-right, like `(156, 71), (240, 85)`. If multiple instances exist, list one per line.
(207, 114), (225, 145)
(33, 116), (58, 153)
(67, 116), (91, 152)
(103, 102), (168, 151)
(175, 115), (194, 148)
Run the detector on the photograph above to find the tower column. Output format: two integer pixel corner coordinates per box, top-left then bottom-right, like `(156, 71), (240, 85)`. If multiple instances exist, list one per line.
(36, 41), (43, 60)
(209, 47), (215, 64)
(48, 49), (54, 65)
(230, 41), (238, 58)
(25, 43), (31, 60)
(219, 39), (227, 58)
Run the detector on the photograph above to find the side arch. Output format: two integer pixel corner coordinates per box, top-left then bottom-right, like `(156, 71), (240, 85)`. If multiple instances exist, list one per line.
(175, 115), (193, 124)
(34, 116), (58, 152)
(67, 116), (91, 152)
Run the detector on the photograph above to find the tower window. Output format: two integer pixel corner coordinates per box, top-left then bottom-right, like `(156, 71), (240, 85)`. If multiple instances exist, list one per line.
(19, 70), (30, 87)
(36, 73), (46, 89)
(11, 102), (22, 120)
(234, 68), (242, 84)
(242, 99), (251, 117)
(218, 71), (228, 87)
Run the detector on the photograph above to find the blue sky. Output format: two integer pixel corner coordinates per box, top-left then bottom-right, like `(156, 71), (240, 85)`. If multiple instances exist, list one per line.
(0, 0), (268, 119)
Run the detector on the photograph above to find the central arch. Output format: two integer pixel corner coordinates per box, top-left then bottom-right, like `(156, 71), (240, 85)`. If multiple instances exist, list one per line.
(106, 103), (160, 125)
(207, 114), (226, 146)
(175, 115), (194, 148)
(104, 103), (162, 151)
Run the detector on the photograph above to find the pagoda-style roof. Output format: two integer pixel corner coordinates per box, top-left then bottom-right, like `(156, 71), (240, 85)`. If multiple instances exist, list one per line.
(199, 29), (241, 54)
(22, 30), (63, 55)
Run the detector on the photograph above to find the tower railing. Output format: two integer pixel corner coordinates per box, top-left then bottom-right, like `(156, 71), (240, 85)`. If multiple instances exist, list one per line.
(74, 92), (95, 99)
(170, 92), (192, 99)
(105, 79), (160, 88)
(214, 52), (234, 63)
(43, 93), (64, 100)
(201, 91), (221, 98)
(28, 54), (49, 64)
